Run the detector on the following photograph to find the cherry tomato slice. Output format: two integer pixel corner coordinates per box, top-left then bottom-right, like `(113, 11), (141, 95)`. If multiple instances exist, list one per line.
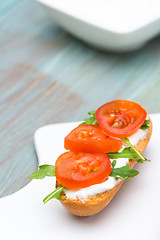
(64, 124), (122, 153)
(55, 151), (112, 188)
(95, 100), (147, 138)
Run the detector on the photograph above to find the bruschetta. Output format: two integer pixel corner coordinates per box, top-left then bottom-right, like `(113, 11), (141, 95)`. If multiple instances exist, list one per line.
(30, 100), (152, 216)
(59, 117), (152, 216)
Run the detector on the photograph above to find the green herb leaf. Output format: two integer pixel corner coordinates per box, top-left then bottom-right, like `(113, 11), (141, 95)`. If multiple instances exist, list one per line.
(29, 164), (55, 179)
(122, 138), (151, 163)
(107, 147), (140, 160)
(43, 186), (65, 203)
(110, 165), (139, 180)
(112, 160), (117, 168)
(80, 110), (98, 125)
(140, 120), (150, 130)
(107, 147), (147, 163)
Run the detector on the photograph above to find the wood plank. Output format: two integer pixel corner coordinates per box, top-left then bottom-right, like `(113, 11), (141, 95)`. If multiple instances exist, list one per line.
(0, 0), (25, 17)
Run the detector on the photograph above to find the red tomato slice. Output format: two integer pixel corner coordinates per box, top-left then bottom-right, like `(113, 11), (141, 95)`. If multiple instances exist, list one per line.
(95, 100), (147, 138)
(64, 124), (122, 153)
(55, 151), (112, 188)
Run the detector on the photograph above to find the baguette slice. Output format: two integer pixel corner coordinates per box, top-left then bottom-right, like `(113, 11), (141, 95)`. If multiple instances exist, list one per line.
(59, 118), (152, 216)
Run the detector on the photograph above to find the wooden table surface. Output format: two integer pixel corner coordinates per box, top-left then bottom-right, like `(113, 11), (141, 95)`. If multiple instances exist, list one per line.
(1, 0), (160, 198)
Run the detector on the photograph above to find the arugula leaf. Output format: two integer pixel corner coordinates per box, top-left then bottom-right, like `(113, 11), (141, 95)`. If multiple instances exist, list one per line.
(140, 120), (150, 130)
(80, 110), (98, 125)
(29, 164), (55, 179)
(122, 138), (150, 163)
(107, 147), (146, 163)
(43, 186), (65, 203)
(112, 160), (117, 168)
(110, 165), (139, 180)
(107, 147), (140, 160)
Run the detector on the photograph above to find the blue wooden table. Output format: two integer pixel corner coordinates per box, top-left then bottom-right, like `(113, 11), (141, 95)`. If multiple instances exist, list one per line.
(0, 0), (160, 197)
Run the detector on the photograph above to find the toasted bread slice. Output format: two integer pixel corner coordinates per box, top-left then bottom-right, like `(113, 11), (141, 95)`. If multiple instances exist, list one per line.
(59, 118), (152, 216)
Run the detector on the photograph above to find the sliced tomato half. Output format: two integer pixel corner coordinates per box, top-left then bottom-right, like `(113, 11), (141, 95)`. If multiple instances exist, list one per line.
(64, 124), (122, 153)
(95, 100), (147, 138)
(55, 151), (112, 188)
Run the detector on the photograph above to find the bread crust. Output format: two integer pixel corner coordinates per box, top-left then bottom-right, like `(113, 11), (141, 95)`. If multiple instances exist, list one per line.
(59, 117), (152, 216)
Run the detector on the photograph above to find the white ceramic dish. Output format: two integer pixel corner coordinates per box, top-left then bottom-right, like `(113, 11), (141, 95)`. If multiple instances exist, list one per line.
(36, 0), (160, 51)
(0, 113), (160, 239)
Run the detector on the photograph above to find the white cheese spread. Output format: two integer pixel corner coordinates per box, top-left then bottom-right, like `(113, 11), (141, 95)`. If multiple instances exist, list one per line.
(128, 128), (148, 146)
(64, 127), (148, 201)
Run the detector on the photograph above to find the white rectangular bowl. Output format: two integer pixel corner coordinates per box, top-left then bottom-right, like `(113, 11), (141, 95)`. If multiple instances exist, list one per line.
(36, 0), (160, 51)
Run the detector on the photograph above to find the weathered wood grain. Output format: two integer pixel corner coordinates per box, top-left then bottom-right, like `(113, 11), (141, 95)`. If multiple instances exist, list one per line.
(0, 0), (160, 197)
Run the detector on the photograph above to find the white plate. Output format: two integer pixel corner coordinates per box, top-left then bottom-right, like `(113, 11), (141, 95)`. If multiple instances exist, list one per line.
(36, 0), (160, 51)
(0, 114), (160, 239)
